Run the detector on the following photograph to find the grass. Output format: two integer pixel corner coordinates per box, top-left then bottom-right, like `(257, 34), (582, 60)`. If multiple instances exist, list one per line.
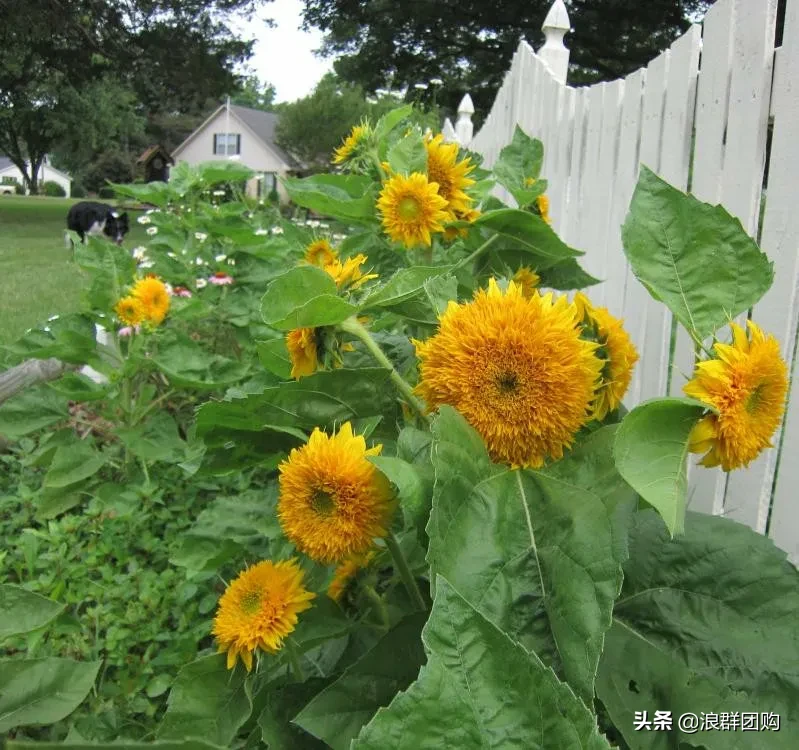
(0, 195), (149, 346)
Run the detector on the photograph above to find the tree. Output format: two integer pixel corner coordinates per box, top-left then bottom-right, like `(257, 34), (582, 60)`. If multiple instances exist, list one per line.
(300, 0), (714, 120)
(231, 74), (277, 111)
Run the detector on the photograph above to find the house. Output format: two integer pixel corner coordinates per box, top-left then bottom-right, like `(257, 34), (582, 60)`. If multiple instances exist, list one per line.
(0, 154), (72, 196)
(137, 145), (174, 183)
(170, 103), (301, 202)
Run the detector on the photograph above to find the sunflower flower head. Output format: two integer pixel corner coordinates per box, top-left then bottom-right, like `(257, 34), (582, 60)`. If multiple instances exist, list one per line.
(278, 422), (394, 564)
(573, 292), (638, 421)
(683, 320), (788, 471)
(115, 295), (145, 326)
(415, 279), (602, 468)
(305, 239), (338, 268)
(377, 172), (449, 248)
(332, 122), (372, 165)
(327, 551), (376, 602)
(131, 276), (170, 325)
(512, 267), (540, 299)
(286, 327), (319, 379)
(324, 253), (378, 291)
(212, 559), (315, 672)
(536, 194), (551, 225)
(424, 133), (476, 217)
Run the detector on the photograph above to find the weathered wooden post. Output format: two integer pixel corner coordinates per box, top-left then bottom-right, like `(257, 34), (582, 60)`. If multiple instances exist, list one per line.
(537, 0), (571, 84)
(441, 117), (458, 143)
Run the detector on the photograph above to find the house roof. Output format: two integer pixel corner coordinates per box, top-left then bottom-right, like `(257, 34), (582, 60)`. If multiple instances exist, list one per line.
(137, 145), (175, 165)
(0, 156), (14, 172)
(0, 155), (71, 181)
(172, 104), (301, 170)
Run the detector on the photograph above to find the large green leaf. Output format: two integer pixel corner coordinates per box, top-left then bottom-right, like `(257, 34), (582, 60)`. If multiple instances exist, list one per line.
(373, 105), (414, 143)
(386, 131), (427, 175)
(0, 586), (65, 640)
(426, 407), (622, 705)
(537, 257), (602, 290)
(109, 180), (174, 207)
(48, 372), (110, 402)
(0, 658), (101, 732)
(261, 266), (358, 330)
(116, 412), (187, 464)
(283, 174), (379, 225)
(157, 654), (252, 746)
(359, 266), (453, 311)
(622, 166), (774, 340)
(0, 385), (70, 438)
(614, 398), (705, 536)
(353, 578), (611, 749)
(294, 613), (428, 750)
(597, 510), (799, 749)
(3, 314), (100, 366)
(257, 679), (331, 750)
(5, 743), (224, 750)
(492, 125), (547, 207)
(152, 337), (250, 391)
(42, 442), (105, 489)
(195, 160), (254, 185)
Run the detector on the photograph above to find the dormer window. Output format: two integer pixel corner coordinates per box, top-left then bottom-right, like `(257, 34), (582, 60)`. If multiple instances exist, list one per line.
(214, 133), (241, 156)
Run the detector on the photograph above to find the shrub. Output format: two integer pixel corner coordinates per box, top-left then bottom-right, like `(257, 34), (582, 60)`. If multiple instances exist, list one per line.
(85, 150), (134, 193)
(98, 186), (115, 199)
(14, 182), (25, 195)
(42, 180), (67, 197)
(71, 183), (87, 198)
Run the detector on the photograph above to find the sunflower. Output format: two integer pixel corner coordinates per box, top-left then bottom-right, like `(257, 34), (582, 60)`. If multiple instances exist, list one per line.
(332, 122), (371, 165)
(424, 133), (476, 217)
(327, 551), (375, 602)
(536, 194), (551, 225)
(131, 276), (170, 325)
(683, 320), (788, 471)
(377, 172), (449, 248)
(324, 253), (378, 290)
(443, 207), (482, 242)
(415, 279), (602, 467)
(286, 328), (318, 379)
(573, 292), (638, 421)
(512, 267), (540, 299)
(212, 559), (315, 672)
(305, 239), (338, 267)
(278, 422), (394, 564)
(115, 295), (145, 326)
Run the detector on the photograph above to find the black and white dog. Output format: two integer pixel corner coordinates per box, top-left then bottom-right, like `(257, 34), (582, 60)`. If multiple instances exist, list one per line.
(66, 202), (130, 245)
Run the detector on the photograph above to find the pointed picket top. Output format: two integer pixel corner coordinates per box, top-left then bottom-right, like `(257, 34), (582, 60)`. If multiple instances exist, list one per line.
(457, 94), (475, 115)
(537, 0), (571, 84)
(542, 0), (570, 33)
(442, 117), (458, 143)
(455, 94), (475, 146)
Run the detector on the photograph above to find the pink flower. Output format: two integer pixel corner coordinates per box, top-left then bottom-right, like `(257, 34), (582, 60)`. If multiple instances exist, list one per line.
(118, 325), (141, 337)
(209, 272), (234, 286)
(172, 286), (193, 297)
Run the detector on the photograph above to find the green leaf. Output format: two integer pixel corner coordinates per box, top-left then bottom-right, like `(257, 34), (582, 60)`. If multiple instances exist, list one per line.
(261, 266), (358, 330)
(359, 266), (453, 310)
(43, 442), (105, 489)
(426, 406), (622, 705)
(152, 337), (250, 391)
(597, 510), (799, 749)
(0, 657), (101, 732)
(373, 105), (414, 142)
(157, 654), (252, 746)
(109, 180), (174, 207)
(116, 412), (187, 464)
(614, 397), (705, 536)
(74, 238), (138, 313)
(0, 385), (69, 438)
(369, 456), (429, 534)
(48, 372), (110, 402)
(283, 174), (379, 225)
(476, 208), (582, 269)
(196, 160), (254, 185)
(352, 578), (611, 749)
(538, 257), (602, 290)
(622, 166), (774, 340)
(0, 585), (65, 640)
(422, 274), (458, 317)
(386, 131), (427, 175)
(5, 742), (225, 750)
(257, 338), (293, 379)
(295, 613), (428, 750)
(492, 125), (547, 207)
(257, 679), (331, 750)
(3, 314), (100, 366)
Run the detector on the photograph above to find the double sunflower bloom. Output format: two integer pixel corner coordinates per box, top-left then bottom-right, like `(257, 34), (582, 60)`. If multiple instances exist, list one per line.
(114, 276), (171, 328)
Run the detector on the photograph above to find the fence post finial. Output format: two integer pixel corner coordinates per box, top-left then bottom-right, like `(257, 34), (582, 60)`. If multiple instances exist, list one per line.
(537, 0), (571, 84)
(442, 117), (458, 143)
(455, 94), (475, 146)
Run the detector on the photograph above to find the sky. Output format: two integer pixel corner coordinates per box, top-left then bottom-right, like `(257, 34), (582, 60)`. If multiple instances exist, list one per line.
(230, 0), (335, 104)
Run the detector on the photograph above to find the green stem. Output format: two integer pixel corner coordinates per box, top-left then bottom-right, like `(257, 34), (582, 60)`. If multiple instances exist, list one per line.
(385, 531), (426, 611)
(285, 640), (304, 683)
(339, 316), (429, 421)
(688, 329), (715, 360)
(363, 585), (390, 630)
(451, 233), (500, 272)
(140, 458), (151, 487)
(133, 389), (176, 426)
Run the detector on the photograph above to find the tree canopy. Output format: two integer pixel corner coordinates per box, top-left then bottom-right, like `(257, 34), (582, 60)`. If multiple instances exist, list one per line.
(300, 0), (714, 119)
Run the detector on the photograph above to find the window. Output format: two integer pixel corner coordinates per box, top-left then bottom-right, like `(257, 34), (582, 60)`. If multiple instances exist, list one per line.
(213, 133), (240, 155)
(256, 172), (277, 198)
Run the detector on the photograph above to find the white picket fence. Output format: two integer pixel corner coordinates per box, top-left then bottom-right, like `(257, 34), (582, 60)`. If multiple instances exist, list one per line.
(448, 0), (799, 563)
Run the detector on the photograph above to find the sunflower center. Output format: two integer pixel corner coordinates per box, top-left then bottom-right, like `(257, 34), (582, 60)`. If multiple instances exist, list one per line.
(745, 382), (766, 413)
(239, 590), (261, 615)
(496, 370), (520, 394)
(310, 488), (337, 516)
(397, 197), (421, 221)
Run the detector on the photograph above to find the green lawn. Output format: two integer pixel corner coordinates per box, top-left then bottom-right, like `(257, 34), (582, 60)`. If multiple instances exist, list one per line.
(0, 195), (148, 346)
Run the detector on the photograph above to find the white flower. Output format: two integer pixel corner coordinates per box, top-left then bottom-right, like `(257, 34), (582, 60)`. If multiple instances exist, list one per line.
(132, 246), (147, 260)
(258, 199), (265, 205)
(139, 259), (154, 269)
(164, 282), (174, 295)
(137, 215), (151, 225)
(430, 77), (444, 86)
(212, 190), (226, 196)
(215, 254), (227, 262)
(306, 219), (320, 228)
(255, 228), (269, 236)
(271, 227), (284, 235)
(227, 258), (236, 266)
(167, 252), (177, 258)
(195, 232), (208, 242)
(332, 233), (347, 241)
(146, 226), (158, 236)
(48, 314), (60, 322)
(196, 278), (208, 289)
(146, 208), (158, 215)
(195, 257), (206, 266)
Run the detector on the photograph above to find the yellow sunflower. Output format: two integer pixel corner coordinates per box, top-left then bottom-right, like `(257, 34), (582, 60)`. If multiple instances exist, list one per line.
(332, 122), (371, 165)
(536, 194), (551, 225)
(443, 207), (482, 242)
(278, 422), (394, 564)
(415, 279), (602, 468)
(573, 292), (639, 421)
(305, 239), (338, 267)
(286, 328), (318, 379)
(115, 295), (145, 326)
(327, 551), (375, 602)
(683, 320), (788, 471)
(324, 253), (378, 290)
(131, 276), (170, 325)
(212, 558), (315, 672)
(376, 172), (449, 248)
(512, 267), (540, 299)
(424, 133), (476, 217)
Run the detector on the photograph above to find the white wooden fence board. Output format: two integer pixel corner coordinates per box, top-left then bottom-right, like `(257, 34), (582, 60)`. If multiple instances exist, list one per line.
(562, 87), (589, 249)
(715, 0), (778, 531)
(550, 86), (575, 239)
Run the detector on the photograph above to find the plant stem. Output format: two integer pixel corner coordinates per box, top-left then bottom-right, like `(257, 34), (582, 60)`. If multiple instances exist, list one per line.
(285, 640), (304, 683)
(134, 389), (176, 426)
(339, 316), (429, 421)
(688, 329), (715, 360)
(140, 458), (151, 487)
(385, 531), (426, 611)
(362, 585), (390, 630)
(451, 233), (500, 272)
